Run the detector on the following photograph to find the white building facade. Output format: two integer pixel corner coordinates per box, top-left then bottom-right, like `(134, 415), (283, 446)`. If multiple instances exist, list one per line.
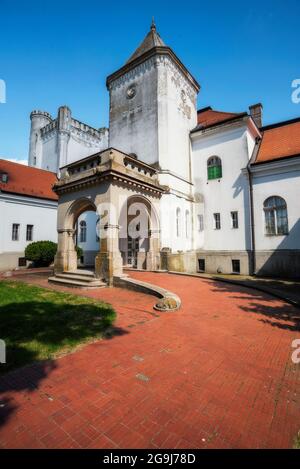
(26, 22), (300, 279)
(0, 160), (57, 270)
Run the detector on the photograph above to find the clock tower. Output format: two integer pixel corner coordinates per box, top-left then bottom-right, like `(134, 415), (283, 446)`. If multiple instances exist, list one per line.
(106, 20), (200, 182)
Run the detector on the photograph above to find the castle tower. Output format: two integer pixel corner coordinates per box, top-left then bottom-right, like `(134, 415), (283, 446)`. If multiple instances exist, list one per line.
(106, 20), (200, 182)
(28, 110), (52, 168)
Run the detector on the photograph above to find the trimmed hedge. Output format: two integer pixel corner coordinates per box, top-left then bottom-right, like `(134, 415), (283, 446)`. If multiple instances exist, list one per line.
(25, 241), (83, 267)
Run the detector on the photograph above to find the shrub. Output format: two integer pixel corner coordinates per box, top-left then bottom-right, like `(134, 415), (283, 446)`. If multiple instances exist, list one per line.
(76, 245), (83, 259)
(25, 242), (83, 267)
(25, 241), (57, 267)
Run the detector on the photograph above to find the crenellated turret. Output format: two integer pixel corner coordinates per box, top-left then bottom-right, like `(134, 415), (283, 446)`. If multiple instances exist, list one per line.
(28, 110), (53, 167)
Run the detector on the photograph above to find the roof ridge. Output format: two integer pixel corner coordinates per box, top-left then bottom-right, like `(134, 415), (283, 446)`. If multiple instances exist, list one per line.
(197, 107), (243, 116)
(0, 159), (56, 175)
(261, 116), (300, 131)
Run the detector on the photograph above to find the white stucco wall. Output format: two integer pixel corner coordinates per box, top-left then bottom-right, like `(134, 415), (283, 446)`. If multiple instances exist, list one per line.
(40, 134), (58, 172)
(159, 193), (193, 252)
(108, 59), (159, 165)
(191, 122), (255, 252)
(0, 193), (57, 256)
(76, 210), (99, 253)
(108, 55), (197, 187)
(252, 158), (300, 251)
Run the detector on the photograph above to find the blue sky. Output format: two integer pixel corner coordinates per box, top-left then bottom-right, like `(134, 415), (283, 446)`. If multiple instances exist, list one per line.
(0, 0), (299, 162)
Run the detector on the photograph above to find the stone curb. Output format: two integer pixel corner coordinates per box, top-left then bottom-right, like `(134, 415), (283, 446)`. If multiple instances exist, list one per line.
(113, 275), (181, 312)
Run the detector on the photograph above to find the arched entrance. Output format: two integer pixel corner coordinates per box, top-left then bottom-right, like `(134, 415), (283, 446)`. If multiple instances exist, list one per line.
(54, 197), (97, 273)
(119, 195), (160, 270)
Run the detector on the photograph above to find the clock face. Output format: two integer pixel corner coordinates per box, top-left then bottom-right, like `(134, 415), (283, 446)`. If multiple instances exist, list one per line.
(126, 85), (136, 99)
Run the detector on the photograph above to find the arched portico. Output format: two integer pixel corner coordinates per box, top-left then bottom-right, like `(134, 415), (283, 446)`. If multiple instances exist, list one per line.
(54, 197), (97, 273)
(52, 148), (165, 286)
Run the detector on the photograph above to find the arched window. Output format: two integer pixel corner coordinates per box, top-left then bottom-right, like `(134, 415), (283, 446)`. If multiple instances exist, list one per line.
(207, 156), (222, 180)
(79, 220), (87, 243)
(264, 196), (288, 235)
(185, 210), (190, 238)
(176, 208), (181, 238)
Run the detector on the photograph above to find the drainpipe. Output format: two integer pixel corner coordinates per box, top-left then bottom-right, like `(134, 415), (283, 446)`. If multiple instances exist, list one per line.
(247, 163), (256, 275)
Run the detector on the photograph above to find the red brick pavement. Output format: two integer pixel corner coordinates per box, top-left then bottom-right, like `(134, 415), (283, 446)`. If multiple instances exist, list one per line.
(0, 270), (299, 448)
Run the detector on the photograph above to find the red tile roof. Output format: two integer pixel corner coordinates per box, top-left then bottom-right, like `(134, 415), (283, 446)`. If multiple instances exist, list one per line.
(197, 107), (245, 129)
(0, 159), (58, 201)
(255, 119), (300, 164)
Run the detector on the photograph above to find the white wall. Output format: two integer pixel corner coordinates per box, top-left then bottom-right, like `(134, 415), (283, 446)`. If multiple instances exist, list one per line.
(191, 123), (254, 252)
(108, 58), (159, 165)
(252, 159), (300, 251)
(108, 55), (197, 186)
(76, 210), (99, 253)
(0, 193), (57, 254)
(159, 193), (193, 252)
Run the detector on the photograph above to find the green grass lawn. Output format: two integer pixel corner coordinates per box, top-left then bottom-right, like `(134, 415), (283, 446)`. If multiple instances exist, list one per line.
(0, 280), (116, 374)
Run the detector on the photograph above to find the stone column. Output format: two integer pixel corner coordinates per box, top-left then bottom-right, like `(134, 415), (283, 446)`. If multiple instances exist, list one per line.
(146, 229), (161, 271)
(95, 224), (123, 286)
(137, 249), (146, 269)
(54, 228), (77, 273)
(160, 247), (171, 271)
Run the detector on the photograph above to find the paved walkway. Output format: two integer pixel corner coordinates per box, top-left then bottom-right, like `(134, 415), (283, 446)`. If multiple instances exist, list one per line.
(0, 271), (299, 448)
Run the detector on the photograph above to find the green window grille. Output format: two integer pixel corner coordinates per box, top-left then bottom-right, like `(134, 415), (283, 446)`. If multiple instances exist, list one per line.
(207, 156), (222, 180)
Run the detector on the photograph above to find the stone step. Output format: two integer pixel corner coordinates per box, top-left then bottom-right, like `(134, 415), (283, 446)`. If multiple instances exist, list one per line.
(63, 269), (95, 278)
(48, 276), (106, 289)
(56, 273), (101, 283)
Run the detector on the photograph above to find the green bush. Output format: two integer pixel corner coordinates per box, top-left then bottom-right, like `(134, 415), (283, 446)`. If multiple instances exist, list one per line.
(76, 245), (83, 259)
(25, 241), (83, 267)
(25, 241), (57, 267)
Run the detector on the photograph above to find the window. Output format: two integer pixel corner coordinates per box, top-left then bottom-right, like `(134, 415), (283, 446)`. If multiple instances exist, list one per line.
(231, 211), (239, 229)
(207, 156), (222, 180)
(198, 259), (205, 272)
(176, 208), (181, 237)
(26, 224), (33, 241)
(12, 223), (19, 241)
(264, 196), (288, 235)
(1, 173), (8, 183)
(185, 210), (190, 238)
(198, 214), (204, 232)
(79, 220), (87, 243)
(213, 213), (221, 230)
(18, 257), (26, 267)
(232, 259), (240, 274)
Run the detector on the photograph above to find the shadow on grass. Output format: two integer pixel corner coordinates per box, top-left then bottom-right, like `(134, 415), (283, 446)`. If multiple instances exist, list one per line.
(0, 281), (128, 430)
(209, 279), (300, 332)
(0, 299), (121, 373)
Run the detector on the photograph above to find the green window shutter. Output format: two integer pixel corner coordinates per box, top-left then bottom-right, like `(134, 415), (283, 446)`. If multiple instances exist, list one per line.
(215, 165), (222, 178)
(207, 166), (214, 180)
(208, 165), (222, 180)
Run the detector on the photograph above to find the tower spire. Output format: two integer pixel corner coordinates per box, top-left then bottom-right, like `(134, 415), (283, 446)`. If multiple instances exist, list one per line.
(151, 17), (156, 31)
